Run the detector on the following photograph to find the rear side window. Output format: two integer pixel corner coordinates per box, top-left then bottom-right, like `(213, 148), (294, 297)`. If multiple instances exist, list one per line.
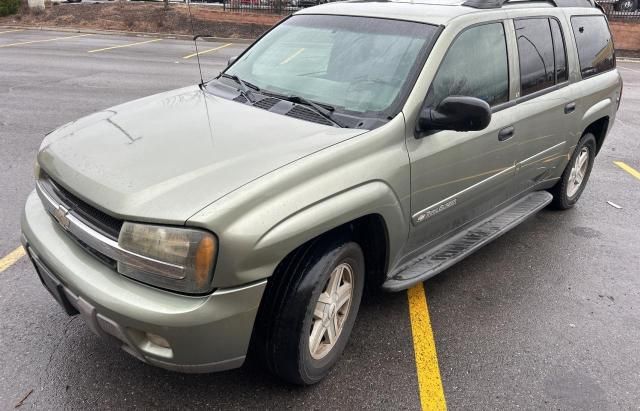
(571, 16), (615, 78)
(550, 19), (568, 83)
(515, 18), (556, 96)
(427, 23), (509, 107)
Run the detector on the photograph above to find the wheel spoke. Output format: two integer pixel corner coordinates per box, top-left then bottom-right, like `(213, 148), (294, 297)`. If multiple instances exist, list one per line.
(579, 151), (588, 169)
(309, 320), (325, 354)
(336, 283), (352, 310)
(327, 315), (337, 344)
(314, 302), (325, 320)
(333, 312), (341, 335)
(327, 265), (343, 296)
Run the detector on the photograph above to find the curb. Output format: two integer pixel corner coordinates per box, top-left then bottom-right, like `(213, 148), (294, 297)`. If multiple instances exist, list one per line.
(617, 57), (640, 63)
(0, 24), (256, 43)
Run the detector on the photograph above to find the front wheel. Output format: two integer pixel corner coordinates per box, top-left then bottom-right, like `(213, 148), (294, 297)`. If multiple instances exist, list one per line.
(251, 238), (365, 385)
(549, 133), (597, 210)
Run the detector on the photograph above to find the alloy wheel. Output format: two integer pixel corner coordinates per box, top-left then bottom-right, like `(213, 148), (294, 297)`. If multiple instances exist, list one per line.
(309, 262), (354, 360)
(567, 147), (589, 198)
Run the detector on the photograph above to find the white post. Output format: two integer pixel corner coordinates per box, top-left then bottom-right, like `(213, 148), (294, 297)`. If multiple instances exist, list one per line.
(27, 0), (45, 10)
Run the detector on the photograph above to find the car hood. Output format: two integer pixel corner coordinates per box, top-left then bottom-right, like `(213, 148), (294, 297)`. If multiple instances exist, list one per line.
(38, 85), (366, 223)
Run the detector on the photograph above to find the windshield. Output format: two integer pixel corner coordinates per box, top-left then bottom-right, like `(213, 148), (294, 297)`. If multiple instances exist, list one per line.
(213, 15), (438, 126)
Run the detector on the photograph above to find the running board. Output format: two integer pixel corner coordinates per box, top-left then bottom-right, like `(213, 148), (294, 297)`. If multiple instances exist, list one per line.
(382, 191), (553, 292)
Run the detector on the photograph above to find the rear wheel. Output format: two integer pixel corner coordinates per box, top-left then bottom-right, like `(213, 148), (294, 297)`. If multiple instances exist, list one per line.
(251, 238), (365, 385)
(549, 133), (597, 210)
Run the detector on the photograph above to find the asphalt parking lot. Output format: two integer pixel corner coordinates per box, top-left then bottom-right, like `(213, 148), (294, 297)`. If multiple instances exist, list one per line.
(1, 28), (639, 409)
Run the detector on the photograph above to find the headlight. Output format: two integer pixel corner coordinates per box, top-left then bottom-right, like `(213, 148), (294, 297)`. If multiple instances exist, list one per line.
(117, 222), (217, 294)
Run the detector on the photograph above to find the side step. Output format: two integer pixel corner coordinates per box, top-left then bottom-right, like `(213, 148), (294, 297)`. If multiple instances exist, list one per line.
(382, 191), (553, 292)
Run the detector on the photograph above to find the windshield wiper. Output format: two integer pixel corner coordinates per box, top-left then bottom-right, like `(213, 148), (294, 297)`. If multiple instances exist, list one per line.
(220, 73), (260, 102)
(265, 92), (345, 128)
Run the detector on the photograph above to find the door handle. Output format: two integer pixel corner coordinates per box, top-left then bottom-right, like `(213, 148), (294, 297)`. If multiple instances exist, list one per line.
(498, 126), (515, 141)
(564, 102), (576, 114)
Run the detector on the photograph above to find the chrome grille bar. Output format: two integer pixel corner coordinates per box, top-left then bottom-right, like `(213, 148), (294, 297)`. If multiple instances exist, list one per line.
(36, 180), (185, 279)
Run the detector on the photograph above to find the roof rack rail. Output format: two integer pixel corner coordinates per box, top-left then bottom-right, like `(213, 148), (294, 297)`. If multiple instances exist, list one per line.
(462, 0), (595, 8)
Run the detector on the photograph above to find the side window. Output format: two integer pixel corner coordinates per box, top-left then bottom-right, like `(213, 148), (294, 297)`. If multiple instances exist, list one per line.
(427, 23), (509, 108)
(550, 19), (568, 83)
(571, 15), (615, 78)
(515, 18), (555, 96)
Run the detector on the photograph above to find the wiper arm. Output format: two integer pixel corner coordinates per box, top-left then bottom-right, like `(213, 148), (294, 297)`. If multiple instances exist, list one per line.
(266, 92), (345, 128)
(220, 73), (259, 102)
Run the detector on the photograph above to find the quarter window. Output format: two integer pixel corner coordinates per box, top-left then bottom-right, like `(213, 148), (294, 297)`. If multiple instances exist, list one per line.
(515, 18), (556, 96)
(571, 15), (615, 78)
(427, 23), (509, 108)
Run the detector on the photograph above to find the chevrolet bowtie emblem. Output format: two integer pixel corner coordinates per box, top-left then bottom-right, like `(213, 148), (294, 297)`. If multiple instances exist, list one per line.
(52, 205), (71, 231)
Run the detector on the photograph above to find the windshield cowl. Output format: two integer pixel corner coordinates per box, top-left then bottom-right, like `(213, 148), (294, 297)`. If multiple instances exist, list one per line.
(205, 79), (391, 130)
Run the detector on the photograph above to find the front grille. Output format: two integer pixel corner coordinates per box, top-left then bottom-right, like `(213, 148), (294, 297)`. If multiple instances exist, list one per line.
(72, 235), (117, 269)
(39, 172), (123, 241)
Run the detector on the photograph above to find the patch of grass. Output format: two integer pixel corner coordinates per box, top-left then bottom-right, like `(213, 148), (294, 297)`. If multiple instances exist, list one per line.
(0, 0), (20, 16)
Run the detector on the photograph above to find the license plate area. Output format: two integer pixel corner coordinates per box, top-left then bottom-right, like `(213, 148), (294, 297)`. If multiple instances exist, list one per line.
(27, 248), (79, 316)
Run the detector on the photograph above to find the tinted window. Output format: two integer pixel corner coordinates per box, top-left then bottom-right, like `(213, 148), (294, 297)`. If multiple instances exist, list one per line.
(571, 16), (615, 78)
(516, 18), (555, 96)
(550, 19), (568, 83)
(427, 23), (509, 107)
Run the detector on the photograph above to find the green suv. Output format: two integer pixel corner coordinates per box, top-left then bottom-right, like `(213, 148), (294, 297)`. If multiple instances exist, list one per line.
(22, 0), (622, 384)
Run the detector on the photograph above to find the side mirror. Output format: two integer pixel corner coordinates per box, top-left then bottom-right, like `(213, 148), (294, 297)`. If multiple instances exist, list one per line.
(227, 56), (238, 67)
(417, 96), (492, 134)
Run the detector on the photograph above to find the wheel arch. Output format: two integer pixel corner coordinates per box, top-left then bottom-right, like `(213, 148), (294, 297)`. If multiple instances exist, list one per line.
(582, 116), (610, 155)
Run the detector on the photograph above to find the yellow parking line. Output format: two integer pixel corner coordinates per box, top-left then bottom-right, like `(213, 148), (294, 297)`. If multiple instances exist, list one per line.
(280, 47), (305, 65)
(0, 33), (91, 48)
(0, 29), (24, 35)
(408, 283), (446, 411)
(0, 246), (26, 273)
(183, 43), (232, 59)
(88, 38), (162, 53)
(614, 161), (640, 181)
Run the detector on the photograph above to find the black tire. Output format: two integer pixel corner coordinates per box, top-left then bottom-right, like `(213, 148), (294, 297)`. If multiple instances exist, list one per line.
(549, 133), (597, 210)
(250, 237), (365, 385)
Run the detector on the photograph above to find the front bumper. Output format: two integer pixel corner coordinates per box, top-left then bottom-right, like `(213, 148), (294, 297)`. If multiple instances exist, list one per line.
(21, 191), (266, 373)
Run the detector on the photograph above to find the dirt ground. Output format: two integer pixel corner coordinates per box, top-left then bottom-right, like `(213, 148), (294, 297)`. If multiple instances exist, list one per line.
(0, 2), (282, 38)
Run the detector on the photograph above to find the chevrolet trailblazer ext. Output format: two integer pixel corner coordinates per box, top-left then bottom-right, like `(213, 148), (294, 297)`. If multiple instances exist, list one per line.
(22, 0), (621, 384)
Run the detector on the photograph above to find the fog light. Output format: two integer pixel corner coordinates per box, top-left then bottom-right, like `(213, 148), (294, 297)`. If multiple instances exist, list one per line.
(146, 332), (171, 349)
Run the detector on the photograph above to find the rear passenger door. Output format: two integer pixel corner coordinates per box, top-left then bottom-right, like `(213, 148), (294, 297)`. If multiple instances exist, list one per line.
(511, 16), (576, 195)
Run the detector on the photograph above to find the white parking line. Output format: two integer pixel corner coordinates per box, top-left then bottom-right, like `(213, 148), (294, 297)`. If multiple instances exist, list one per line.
(183, 43), (232, 59)
(0, 29), (24, 35)
(88, 38), (162, 53)
(0, 33), (91, 49)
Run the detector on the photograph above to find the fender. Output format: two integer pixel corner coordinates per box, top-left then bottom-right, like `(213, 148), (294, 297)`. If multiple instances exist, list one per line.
(236, 181), (409, 288)
(257, 180), (406, 254)
(219, 181), (409, 288)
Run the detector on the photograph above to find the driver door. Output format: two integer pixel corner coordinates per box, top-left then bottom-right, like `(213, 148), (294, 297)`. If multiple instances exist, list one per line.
(405, 21), (521, 257)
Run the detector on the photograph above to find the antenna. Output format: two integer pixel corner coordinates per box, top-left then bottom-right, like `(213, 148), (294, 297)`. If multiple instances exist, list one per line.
(186, 0), (205, 86)
(185, 0), (215, 145)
